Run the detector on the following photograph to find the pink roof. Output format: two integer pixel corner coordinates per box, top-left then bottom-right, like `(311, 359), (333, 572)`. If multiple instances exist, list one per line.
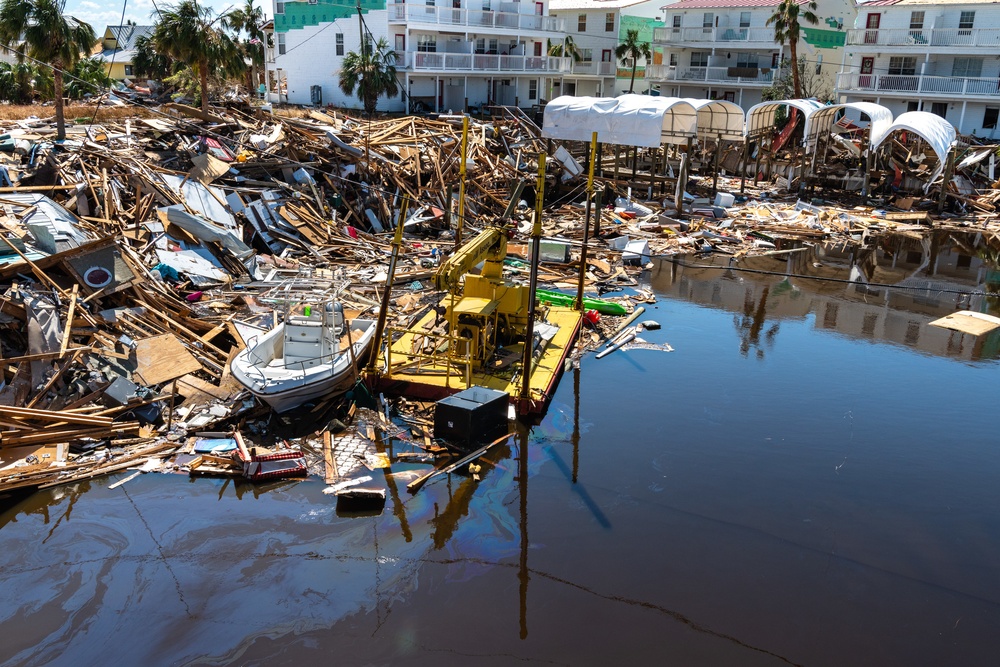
(660, 0), (812, 8)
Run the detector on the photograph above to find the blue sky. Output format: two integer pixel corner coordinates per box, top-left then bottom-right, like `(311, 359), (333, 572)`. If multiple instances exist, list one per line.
(64, 0), (272, 36)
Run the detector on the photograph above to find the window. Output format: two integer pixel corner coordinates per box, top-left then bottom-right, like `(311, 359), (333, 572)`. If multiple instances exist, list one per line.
(277, 32), (286, 55)
(417, 34), (437, 51)
(582, 48), (593, 62)
(739, 11), (750, 28)
(736, 53), (758, 68)
(578, 14), (586, 31)
(668, 52), (677, 67)
(887, 56), (916, 75)
(702, 12), (713, 30)
(815, 53), (822, 75)
(605, 12), (614, 31)
(959, 11), (974, 35)
(931, 102), (947, 119)
(275, 0), (284, 14)
(907, 101), (920, 112)
(124, 65), (134, 76)
(952, 57), (982, 78)
(489, 38), (498, 53)
(336, 33), (344, 55)
(691, 51), (708, 67)
(529, 79), (537, 99)
(957, 254), (972, 269)
(483, 0), (490, 9)
(476, 37), (485, 53)
(672, 15), (681, 30)
(984, 107), (998, 129)
(909, 11), (923, 30)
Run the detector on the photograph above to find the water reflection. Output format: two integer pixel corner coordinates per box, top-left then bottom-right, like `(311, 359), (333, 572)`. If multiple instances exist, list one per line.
(649, 231), (1000, 361)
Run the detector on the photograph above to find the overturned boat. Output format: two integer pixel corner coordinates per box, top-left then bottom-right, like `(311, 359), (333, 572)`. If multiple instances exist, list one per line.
(230, 302), (376, 413)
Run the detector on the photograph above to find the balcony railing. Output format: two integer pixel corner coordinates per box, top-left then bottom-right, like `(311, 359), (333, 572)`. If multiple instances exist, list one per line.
(846, 27), (1000, 48)
(389, 3), (564, 31)
(837, 72), (1000, 96)
(567, 60), (615, 76)
(652, 26), (776, 45)
(646, 64), (777, 85)
(397, 51), (572, 73)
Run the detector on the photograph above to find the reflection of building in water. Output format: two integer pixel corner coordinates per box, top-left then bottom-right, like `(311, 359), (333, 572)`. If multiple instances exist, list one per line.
(649, 232), (1000, 361)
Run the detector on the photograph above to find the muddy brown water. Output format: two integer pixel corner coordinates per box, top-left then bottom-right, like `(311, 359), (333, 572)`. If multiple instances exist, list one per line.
(3, 235), (1000, 666)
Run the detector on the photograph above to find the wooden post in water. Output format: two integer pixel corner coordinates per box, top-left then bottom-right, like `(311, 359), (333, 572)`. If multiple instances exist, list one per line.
(520, 153), (546, 408)
(367, 195), (410, 375)
(576, 132), (598, 311)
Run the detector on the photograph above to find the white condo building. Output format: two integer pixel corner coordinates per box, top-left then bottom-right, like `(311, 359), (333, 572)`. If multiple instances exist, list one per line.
(646, 0), (854, 110)
(264, 0), (568, 112)
(548, 0), (664, 98)
(835, 0), (1000, 137)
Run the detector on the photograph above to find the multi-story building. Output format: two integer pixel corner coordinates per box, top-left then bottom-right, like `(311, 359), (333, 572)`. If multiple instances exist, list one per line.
(646, 0), (853, 110)
(548, 0), (663, 98)
(265, 0), (568, 112)
(835, 0), (1000, 137)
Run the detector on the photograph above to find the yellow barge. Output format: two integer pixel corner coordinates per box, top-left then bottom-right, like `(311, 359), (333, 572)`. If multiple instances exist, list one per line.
(376, 223), (582, 417)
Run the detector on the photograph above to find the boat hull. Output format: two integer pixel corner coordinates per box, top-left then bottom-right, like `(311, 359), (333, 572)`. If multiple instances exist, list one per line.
(230, 319), (377, 414)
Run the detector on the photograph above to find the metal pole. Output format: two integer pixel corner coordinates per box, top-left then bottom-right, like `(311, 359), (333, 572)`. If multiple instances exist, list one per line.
(366, 195), (410, 375)
(520, 152), (546, 407)
(455, 114), (469, 249)
(712, 134), (722, 198)
(740, 136), (749, 194)
(575, 132), (597, 311)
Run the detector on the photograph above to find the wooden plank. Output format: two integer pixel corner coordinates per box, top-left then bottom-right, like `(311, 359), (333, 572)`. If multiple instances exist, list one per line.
(59, 284), (79, 357)
(0, 405), (112, 426)
(133, 333), (203, 385)
(929, 311), (1000, 337)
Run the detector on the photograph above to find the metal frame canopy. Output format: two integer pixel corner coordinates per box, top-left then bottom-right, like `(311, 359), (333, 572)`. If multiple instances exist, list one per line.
(542, 94), (703, 147)
(682, 98), (745, 141)
(744, 99), (827, 142)
(870, 110), (957, 165)
(803, 102), (893, 153)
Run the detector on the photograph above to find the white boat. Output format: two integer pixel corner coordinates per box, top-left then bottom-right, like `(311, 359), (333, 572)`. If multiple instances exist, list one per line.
(230, 302), (377, 413)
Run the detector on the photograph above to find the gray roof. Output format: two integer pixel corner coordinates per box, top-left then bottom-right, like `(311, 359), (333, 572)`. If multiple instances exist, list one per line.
(96, 24), (155, 64)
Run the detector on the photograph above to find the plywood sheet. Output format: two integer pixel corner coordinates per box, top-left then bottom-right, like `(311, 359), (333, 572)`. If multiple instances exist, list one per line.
(133, 333), (202, 385)
(929, 311), (1000, 337)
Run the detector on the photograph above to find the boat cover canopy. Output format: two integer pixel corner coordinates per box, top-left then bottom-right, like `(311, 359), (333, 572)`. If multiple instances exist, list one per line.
(681, 98), (746, 141)
(744, 99), (827, 141)
(544, 95), (708, 147)
(803, 102), (893, 153)
(870, 110), (957, 164)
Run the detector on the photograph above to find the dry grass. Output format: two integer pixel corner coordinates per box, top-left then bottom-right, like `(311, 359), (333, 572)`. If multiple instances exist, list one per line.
(0, 103), (155, 123)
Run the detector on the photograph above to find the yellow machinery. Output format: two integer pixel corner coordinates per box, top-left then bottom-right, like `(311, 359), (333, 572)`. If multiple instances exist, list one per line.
(381, 212), (582, 415)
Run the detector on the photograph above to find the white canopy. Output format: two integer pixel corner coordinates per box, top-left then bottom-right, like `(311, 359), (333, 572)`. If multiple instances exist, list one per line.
(543, 95), (708, 147)
(744, 99), (828, 141)
(803, 102), (893, 153)
(870, 111), (957, 164)
(682, 98), (746, 141)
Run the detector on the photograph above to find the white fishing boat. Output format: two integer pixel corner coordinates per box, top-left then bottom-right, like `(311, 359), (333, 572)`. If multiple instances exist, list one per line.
(230, 301), (377, 413)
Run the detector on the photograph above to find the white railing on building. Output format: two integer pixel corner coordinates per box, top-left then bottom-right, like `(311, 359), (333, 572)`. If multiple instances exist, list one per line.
(389, 3), (564, 32)
(837, 71), (1000, 96)
(646, 64), (776, 85)
(398, 51), (571, 73)
(567, 60), (615, 76)
(846, 27), (1000, 48)
(652, 26), (776, 45)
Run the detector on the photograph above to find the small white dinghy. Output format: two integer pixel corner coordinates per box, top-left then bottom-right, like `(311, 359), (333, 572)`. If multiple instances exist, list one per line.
(230, 301), (377, 413)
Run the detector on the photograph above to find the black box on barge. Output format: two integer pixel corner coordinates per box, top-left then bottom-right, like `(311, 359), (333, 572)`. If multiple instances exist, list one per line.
(434, 386), (508, 450)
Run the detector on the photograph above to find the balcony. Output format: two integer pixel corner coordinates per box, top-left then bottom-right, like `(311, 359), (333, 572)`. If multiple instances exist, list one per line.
(652, 26), (777, 47)
(646, 64), (777, 86)
(567, 60), (615, 77)
(837, 72), (1000, 97)
(389, 4), (564, 32)
(397, 51), (572, 73)
(845, 27), (1000, 49)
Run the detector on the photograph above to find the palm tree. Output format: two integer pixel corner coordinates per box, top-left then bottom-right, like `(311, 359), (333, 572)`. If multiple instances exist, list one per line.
(0, 0), (95, 140)
(338, 36), (399, 115)
(547, 35), (582, 62)
(152, 0), (244, 111)
(224, 0), (264, 92)
(133, 33), (174, 80)
(615, 28), (651, 94)
(767, 0), (818, 99)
